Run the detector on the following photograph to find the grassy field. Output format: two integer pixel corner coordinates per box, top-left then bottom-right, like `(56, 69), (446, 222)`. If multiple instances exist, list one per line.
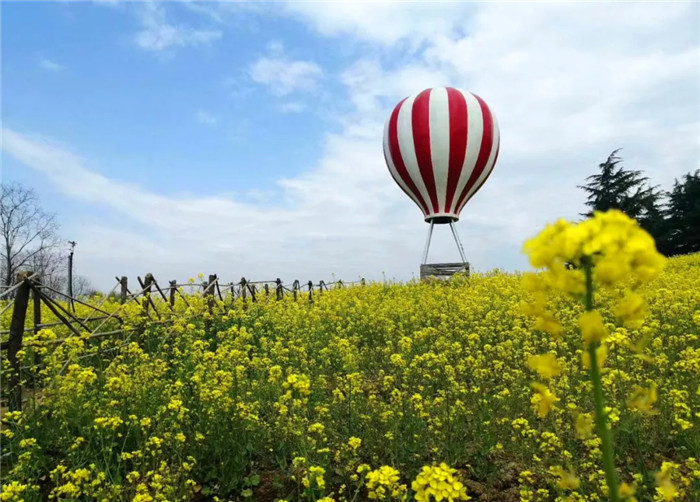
(1, 234), (699, 500)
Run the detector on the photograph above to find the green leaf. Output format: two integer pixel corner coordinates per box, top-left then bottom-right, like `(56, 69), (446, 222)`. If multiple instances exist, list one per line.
(248, 474), (261, 486)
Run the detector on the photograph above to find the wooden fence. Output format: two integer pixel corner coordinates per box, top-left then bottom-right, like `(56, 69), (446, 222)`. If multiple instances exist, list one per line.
(0, 271), (366, 412)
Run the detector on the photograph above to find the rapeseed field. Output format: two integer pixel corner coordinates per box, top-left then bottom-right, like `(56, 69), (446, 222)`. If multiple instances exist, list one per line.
(1, 211), (698, 501)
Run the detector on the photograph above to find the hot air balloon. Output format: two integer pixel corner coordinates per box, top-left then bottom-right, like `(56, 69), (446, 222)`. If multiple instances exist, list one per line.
(383, 87), (500, 271)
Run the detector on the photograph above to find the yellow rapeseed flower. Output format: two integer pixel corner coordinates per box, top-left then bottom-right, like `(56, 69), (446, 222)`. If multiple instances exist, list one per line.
(574, 413), (594, 439)
(654, 471), (679, 501)
(614, 292), (648, 327)
(579, 311), (608, 346)
(619, 482), (637, 502)
(411, 463), (470, 502)
(550, 466), (580, 490)
(365, 465), (406, 501)
(627, 384), (658, 415)
(526, 354), (561, 379)
(1, 481), (28, 501)
(530, 383), (558, 418)
(348, 437), (362, 450)
(582, 343), (608, 370)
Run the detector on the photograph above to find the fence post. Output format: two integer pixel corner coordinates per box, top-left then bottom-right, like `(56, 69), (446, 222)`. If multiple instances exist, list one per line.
(32, 276), (42, 371)
(249, 284), (257, 303)
(293, 280), (299, 301)
(68, 242), (75, 312)
(8, 272), (32, 411)
(276, 278), (283, 301)
(241, 278), (247, 304)
(140, 274), (154, 314)
(215, 280), (224, 302)
(205, 274), (216, 331)
(308, 280), (314, 304)
(136, 274), (160, 319)
(207, 275), (217, 297)
(33, 277), (42, 335)
(120, 276), (128, 304)
(169, 280), (176, 307)
(264, 284), (270, 297)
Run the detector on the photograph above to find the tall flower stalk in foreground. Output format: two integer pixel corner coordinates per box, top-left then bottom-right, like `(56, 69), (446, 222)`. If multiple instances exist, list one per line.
(522, 210), (666, 501)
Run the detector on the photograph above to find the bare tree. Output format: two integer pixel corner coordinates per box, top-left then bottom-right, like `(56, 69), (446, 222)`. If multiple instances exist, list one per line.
(29, 245), (66, 297)
(73, 275), (98, 298)
(1, 182), (60, 287)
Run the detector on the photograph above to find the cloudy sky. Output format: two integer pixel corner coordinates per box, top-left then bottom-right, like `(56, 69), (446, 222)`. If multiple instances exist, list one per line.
(2, 1), (698, 291)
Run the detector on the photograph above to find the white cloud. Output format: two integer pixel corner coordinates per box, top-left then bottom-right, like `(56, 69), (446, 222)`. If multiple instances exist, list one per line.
(281, 1), (473, 47)
(180, 0), (225, 23)
(134, 2), (221, 53)
(256, 1), (697, 267)
(2, 127), (422, 289)
(39, 59), (66, 72)
(195, 110), (218, 125)
(249, 44), (323, 96)
(265, 40), (285, 56)
(279, 102), (305, 113)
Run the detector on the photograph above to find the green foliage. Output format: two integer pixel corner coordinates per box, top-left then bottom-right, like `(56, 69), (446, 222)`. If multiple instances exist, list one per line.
(2, 255), (699, 501)
(665, 170), (700, 256)
(579, 149), (661, 221)
(579, 151), (699, 257)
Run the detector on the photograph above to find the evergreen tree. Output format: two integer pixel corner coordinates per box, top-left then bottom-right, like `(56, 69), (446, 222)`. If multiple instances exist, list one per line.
(579, 149), (661, 220)
(579, 149), (671, 251)
(665, 170), (700, 255)
(639, 202), (673, 256)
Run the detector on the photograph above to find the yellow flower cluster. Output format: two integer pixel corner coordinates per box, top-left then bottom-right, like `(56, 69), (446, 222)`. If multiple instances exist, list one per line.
(520, 211), (693, 501)
(0, 482), (30, 502)
(530, 382), (559, 418)
(365, 466), (407, 500)
(411, 464), (470, 502)
(523, 209), (665, 285)
(526, 353), (561, 379)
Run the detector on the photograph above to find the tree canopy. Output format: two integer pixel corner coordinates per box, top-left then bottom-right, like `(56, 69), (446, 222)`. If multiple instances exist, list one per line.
(665, 170), (700, 255)
(579, 149), (660, 220)
(580, 151), (699, 257)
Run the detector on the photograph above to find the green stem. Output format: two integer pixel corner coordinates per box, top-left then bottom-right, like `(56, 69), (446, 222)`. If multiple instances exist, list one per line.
(588, 341), (620, 501)
(583, 262), (620, 502)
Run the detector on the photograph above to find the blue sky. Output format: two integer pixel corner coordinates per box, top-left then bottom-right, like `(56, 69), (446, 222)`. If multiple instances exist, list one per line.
(2, 1), (699, 290)
(3, 2), (342, 198)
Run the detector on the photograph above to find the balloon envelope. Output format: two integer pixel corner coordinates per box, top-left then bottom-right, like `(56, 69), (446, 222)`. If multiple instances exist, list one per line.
(383, 87), (500, 223)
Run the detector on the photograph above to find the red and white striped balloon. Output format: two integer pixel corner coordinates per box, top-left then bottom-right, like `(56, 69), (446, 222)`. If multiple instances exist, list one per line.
(383, 87), (500, 223)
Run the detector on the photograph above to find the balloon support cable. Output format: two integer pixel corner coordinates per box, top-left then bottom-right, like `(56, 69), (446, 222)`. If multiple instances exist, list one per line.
(422, 221), (468, 265)
(420, 221), (470, 280)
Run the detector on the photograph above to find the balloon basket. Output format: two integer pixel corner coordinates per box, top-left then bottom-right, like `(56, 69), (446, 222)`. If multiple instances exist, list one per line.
(420, 262), (470, 281)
